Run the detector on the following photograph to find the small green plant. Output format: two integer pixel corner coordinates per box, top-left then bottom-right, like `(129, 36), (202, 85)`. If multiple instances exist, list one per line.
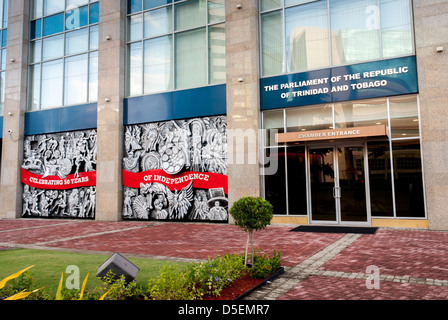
(229, 196), (274, 266)
(147, 265), (192, 300)
(96, 270), (144, 300)
(249, 249), (281, 279)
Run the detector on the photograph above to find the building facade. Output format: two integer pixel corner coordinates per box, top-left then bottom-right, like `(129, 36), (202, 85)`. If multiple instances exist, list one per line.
(0, 0), (447, 230)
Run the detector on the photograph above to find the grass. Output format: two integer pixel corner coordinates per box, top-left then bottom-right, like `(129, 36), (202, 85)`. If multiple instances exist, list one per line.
(0, 248), (187, 295)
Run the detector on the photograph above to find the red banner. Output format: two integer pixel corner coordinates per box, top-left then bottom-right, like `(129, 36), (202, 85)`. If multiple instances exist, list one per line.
(123, 169), (228, 194)
(21, 168), (96, 190)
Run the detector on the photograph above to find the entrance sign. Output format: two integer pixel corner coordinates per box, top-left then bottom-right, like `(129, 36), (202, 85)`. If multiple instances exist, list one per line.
(276, 125), (387, 143)
(260, 56), (418, 110)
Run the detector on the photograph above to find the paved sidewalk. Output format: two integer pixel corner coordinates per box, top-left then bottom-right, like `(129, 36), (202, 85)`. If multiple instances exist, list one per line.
(2, 218), (448, 300)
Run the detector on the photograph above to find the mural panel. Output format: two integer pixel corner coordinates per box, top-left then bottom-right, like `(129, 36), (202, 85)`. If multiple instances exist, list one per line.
(122, 116), (228, 222)
(21, 130), (97, 218)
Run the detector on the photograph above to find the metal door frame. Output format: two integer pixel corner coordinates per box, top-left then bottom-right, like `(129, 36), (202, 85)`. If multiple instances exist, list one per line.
(306, 142), (371, 226)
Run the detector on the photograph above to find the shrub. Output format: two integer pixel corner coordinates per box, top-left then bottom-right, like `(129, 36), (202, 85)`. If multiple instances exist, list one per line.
(249, 249), (281, 279)
(147, 265), (193, 300)
(229, 197), (274, 266)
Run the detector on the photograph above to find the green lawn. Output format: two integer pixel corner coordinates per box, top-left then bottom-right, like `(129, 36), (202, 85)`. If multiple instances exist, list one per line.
(0, 248), (187, 295)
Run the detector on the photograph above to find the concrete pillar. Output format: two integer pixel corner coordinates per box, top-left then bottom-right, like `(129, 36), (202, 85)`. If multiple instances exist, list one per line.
(95, 0), (126, 221)
(0, 1), (29, 219)
(413, 0), (448, 230)
(225, 0), (262, 218)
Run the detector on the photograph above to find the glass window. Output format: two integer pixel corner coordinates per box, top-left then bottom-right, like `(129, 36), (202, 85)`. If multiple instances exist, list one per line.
(128, 41), (143, 96)
(65, 28), (89, 55)
(264, 147), (287, 215)
(144, 36), (173, 94)
(175, 28), (207, 89)
(89, 2), (99, 24)
(209, 23), (226, 85)
(29, 64), (41, 111)
(44, 0), (65, 16)
(263, 110), (284, 146)
(128, 0), (143, 14)
(261, 10), (283, 76)
(89, 52), (98, 102)
(285, 0), (329, 72)
(330, 0), (380, 65)
(260, 0), (282, 11)
(287, 146), (307, 215)
(286, 104), (333, 132)
(392, 140), (425, 217)
(389, 95), (419, 138)
(208, 0), (225, 24)
(174, 0), (206, 31)
(43, 13), (64, 36)
(42, 34), (64, 61)
(41, 59), (64, 109)
(368, 141), (394, 217)
(334, 99), (387, 128)
(144, 7), (172, 38)
(64, 54), (88, 106)
(381, 0), (413, 58)
(29, 1), (99, 110)
(127, 0), (226, 96)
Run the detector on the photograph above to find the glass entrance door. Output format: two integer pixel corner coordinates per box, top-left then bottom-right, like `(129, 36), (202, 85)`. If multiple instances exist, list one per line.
(309, 145), (369, 224)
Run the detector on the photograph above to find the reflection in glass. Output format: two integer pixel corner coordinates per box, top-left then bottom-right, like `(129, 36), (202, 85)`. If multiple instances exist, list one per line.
(144, 7), (172, 38)
(260, 0), (282, 11)
(368, 141), (394, 217)
(175, 28), (207, 89)
(29, 64), (41, 110)
(287, 146), (307, 215)
(381, 0), (413, 58)
(209, 23), (226, 85)
(89, 52), (98, 102)
(261, 10), (283, 76)
(338, 146), (367, 222)
(392, 140), (425, 217)
(144, 35), (173, 93)
(330, 0), (380, 65)
(65, 27), (89, 56)
(41, 59), (63, 108)
(309, 147), (336, 221)
(208, 0), (225, 24)
(285, 0), (329, 72)
(43, 13), (64, 36)
(334, 99), (387, 128)
(128, 14), (143, 42)
(64, 54), (88, 106)
(30, 40), (42, 63)
(42, 34), (64, 61)
(264, 148), (287, 215)
(389, 95), (419, 138)
(263, 110), (284, 147)
(286, 104), (333, 132)
(128, 42), (143, 96)
(44, 0), (64, 16)
(174, 0), (206, 31)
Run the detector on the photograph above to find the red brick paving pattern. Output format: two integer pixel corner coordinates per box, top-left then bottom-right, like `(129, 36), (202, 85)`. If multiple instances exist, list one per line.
(279, 276), (448, 300)
(321, 229), (448, 280)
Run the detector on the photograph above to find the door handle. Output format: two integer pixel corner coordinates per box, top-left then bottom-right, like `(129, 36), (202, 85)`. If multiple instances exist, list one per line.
(333, 187), (341, 199)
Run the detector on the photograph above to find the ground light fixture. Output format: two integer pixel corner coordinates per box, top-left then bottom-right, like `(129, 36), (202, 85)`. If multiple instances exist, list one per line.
(96, 252), (140, 283)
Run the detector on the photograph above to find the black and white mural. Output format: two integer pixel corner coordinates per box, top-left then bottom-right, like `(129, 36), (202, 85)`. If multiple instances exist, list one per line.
(122, 116), (228, 222)
(21, 130), (97, 219)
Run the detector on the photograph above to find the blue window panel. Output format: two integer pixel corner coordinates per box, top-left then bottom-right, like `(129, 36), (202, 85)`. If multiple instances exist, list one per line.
(89, 2), (99, 24)
(124, 92), (173, 125)
(31, 19), (42, 39)
(43, 13), (64, 36)
(0, 116), (3, 138)
(1, 29), (6, 48)
(173, 84), (226, 120)
(144, 0), (172, 10)
(127, 0), (142, 14)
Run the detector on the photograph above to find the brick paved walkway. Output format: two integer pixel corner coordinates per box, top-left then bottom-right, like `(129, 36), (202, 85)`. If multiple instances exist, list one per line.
(2, 218), (448, 300)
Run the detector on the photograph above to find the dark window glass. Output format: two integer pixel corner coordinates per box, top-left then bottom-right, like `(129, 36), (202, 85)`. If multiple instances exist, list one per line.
(31, 19), (42, 39)
(392, 140), (425, 217)
(368, 141), (394, 217)
(144, 0), (172, 10)
(1, 29), (5, 47)
(286, 146), (307, 215)
(128, 0), (142, 14)
(264, 147), (287, 215)
(43, 13), (64, 36)
(89, 2), (99, 24)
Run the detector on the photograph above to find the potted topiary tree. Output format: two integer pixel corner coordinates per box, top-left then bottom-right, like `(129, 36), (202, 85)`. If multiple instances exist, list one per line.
(229, 196), (273, 267)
